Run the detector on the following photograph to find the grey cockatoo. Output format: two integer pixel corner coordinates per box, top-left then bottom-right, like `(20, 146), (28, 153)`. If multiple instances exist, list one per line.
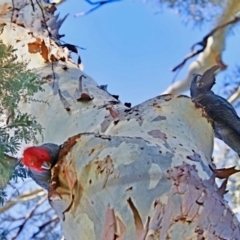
(190, 65), (240, 156)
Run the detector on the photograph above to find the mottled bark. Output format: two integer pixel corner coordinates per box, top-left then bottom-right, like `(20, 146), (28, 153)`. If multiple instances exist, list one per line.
(1, 0), (240, 239)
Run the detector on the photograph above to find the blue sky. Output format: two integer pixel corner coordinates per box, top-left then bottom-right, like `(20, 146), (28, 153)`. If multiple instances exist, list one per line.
(58, 0), (240, 106)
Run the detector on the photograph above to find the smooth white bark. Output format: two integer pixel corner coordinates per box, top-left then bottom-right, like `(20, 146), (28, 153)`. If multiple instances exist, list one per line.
(1, 0), (240, 239)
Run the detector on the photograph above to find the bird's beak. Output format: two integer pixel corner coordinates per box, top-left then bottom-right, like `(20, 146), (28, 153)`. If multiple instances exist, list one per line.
(41, 162), (51, 170)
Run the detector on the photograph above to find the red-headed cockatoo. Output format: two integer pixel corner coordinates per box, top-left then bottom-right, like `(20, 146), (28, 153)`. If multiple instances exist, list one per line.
(21, 143), (60, 189)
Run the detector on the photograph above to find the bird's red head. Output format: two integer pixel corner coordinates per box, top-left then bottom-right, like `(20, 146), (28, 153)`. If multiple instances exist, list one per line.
(21, 147), (52, 172)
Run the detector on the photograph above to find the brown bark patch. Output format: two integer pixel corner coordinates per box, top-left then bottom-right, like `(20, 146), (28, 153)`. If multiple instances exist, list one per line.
(95, 155), (114, 189)
(0, 3), (11, 16)
(192, 101), (213, 123)
(41, 40), (49, 61)
(127, 198), (149, 239)
(49, 134), (83, 213)
(28, 38), (41, 53)
(59, 134), (82, 160)
(102, 205), (126, 240)
(159, 94), (172, 101)
(213, 166), (240, 179)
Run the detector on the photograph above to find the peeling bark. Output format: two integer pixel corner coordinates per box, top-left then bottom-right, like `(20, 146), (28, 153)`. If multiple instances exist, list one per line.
(1, 0), (240, 239)
(46, 94), (222, 239)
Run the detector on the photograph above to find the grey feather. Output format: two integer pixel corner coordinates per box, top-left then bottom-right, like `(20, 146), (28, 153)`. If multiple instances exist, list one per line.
(190, 65), (240, 156)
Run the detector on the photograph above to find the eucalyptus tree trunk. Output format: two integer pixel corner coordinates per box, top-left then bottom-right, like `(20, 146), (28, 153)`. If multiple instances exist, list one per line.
(1, 0), (240, 239)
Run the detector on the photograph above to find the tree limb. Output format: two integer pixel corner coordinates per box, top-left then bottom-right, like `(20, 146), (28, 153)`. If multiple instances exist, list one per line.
(0, 189), (45, 213)
(172, 16), (240, 72)
(10, 196), (47, 240)
(31, 215), (59, 238)
(75, 0), (122, 17)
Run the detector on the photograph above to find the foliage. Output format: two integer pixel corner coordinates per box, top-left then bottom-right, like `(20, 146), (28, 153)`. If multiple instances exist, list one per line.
(158, 0), (225, 23)
(0, 40), (44, 203)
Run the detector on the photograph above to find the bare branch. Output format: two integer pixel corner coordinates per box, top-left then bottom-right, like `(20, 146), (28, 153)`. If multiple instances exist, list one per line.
(228, 85), (240, 104)
(31, 215), (59, 238)
(172, 16), (240, 72)
(75, 0), (122, 17)
(10, 196), (47, 240)
(0, 189), (46, 213)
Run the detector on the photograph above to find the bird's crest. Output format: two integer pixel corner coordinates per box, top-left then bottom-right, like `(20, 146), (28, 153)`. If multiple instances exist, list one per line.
(195, 65), (220, 89)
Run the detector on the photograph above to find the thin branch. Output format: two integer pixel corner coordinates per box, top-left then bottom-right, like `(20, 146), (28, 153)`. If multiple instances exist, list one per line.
(172, 16), (240, 72)
(35, 0), (53, 38)
(228, 85), (240, 104)
(1, 207), (53, 228)
(59, 39), (86, 50)
(0, 189), (46, 213)
(10, 196), (47, 240)
(31, 215), (59, 238)
(75, 0), (122, 17)
(171, 48), (203, 72)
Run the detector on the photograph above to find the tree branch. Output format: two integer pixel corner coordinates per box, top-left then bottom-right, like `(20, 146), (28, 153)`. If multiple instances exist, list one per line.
(0, 189), (45, 213)
(172, 16), (240, 72)
(75, 0), (122, 17)
(31, 215), (59, 238)
(10, 196), (47, 240)
(228, 85), (240, 104)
